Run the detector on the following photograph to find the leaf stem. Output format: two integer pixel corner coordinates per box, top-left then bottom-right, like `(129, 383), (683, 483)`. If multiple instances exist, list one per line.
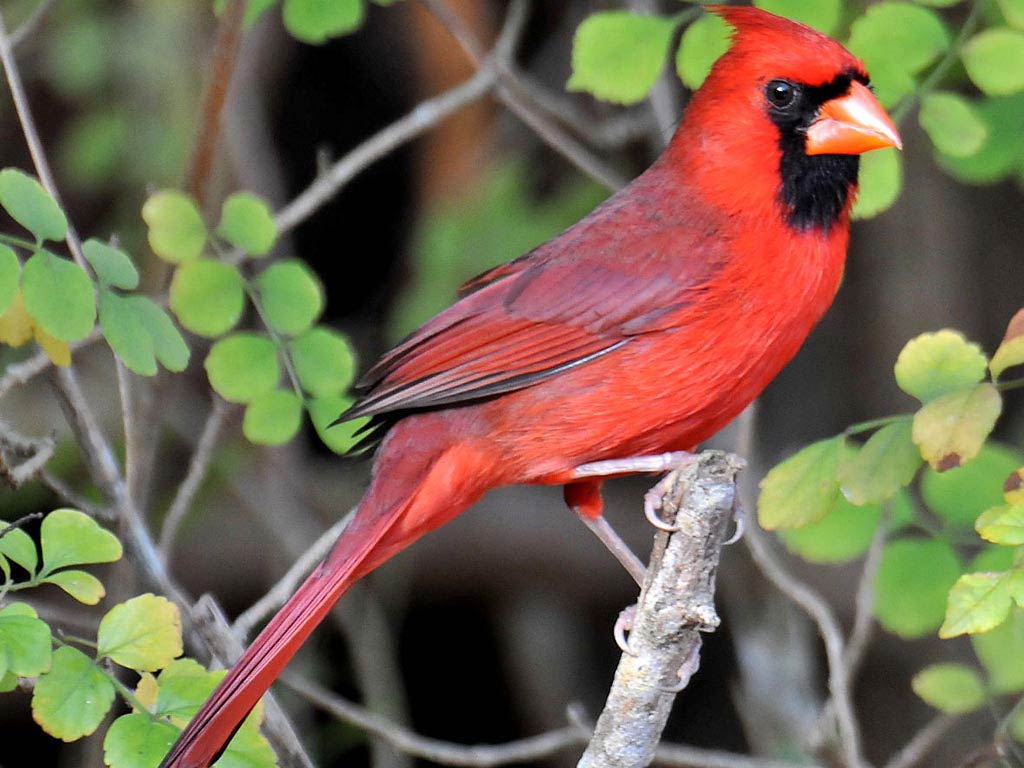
(843, 413), (909, 437)
(996, 377), (1024, 392)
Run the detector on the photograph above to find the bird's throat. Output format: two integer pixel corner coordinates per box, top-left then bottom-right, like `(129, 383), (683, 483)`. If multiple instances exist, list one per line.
(777, 138), (859, 232)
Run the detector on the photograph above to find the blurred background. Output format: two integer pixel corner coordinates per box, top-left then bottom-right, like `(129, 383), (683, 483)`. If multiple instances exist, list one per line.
(0, 0), (1022, 766)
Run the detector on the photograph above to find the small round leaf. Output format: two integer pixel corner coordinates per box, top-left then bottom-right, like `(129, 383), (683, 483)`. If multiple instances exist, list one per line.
(169, 259), (245, 338)
(217, 192), (277, 256)
(919, 92), (988, 158)
(839, 419), (921, 505)
(753, 0), (840, 34)
(97, 593), (183, 672)
(40, 508), (122, 574)
(204, 333), (280, 403)
(912, 663), (986, 714)
(874, 538), (961, 638)
(962, 28), (1024, 96)
(243, 390), (303, 445)
(21, 250), (96, 341)
(922, 443), (1024, 527)
(83, 239), (139, 290)
(912, 383), (1002, 471)
(567, 11), (678, 104)
(972, 606), (1024, 694)
(283, 0), (364, 44)
(895, 330), (988, 403)
(758, 437), (848, 529)
(0, 169), (68, 242)
(852, 148), (902, 220)
(289, 326), (357, 397)
(32, 645), (115, 741)
(675, 12), (731, 90)
(0, 244), (21, 315)
(254, 260), (324, 336)
(0, 602), (51, 678)
(777, 495), (883, 564)
(142, 190), (206, 263)
(308, 394), (369, 455)
(104, 713), (179, 768)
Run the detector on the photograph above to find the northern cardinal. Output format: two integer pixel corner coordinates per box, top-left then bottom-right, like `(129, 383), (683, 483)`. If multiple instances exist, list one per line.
(161, 7), (900, 766)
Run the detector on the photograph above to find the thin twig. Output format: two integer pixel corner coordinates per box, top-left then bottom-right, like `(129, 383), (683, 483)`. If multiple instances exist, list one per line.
(884, 713), (961, 768)
(0, 7), (88, 271)
(48, 368), (121, 500)
(744, 524), (866, 768)
(159, 397), (231, 558)
(39, 469), (110, 521)
(114, 360), (141, 504)
(0, 421), (54, 487)
(9, 0), (56, 50)
(0, 512), (42, 541)
(417, 0), (486, 64)
(0, 330), (102, 401)
(185, 0), (245, 207)
(232, 510), (355, 639)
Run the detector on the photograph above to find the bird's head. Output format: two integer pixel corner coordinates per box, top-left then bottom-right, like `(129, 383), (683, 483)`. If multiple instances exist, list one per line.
(674, 7), (902, 232)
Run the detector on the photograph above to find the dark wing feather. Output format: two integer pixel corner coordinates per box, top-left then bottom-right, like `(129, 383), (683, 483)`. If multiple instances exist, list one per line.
(344, 172), (725, 423)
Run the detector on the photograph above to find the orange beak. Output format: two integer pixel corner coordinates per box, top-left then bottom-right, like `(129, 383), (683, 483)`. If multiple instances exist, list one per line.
(805, 81), (902, 156)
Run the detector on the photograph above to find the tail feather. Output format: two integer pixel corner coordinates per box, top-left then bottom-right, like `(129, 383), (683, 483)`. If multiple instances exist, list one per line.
(159, 509), (402, 768)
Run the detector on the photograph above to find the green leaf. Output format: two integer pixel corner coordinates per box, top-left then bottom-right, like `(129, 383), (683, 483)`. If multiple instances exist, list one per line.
(154, 658), (222, 722)
(169, 259), (245, 338)
(567, 12), (677, 105)
(973, 606), (1024, 694)
(101, 290), (157, 376)
(204, 333), (280, 404)
(976, 505), (1024, 545)
(894, 330), (988, 402)
(922, 444), (1024, 527)
(141, 191), (206, 263)
(0, 244), (21, 315)
(962, 28), (1024, 96)
(0, 525), (38, 575)
(97, 594), (182, 672)
(758, 437), (848, 529)
(972, 544), (1017, 572)
(243, 390), (303, 446)
(839, 419), (920, 505)
(0, 602), (52, 679)
(40, 569), (106, 605)
(282, 0), (364, 43)
(991, 308), (1024, 380)
(308, 394), (368, 455)
(941, 571), (1014, 637)
(847, 3), (951, 74)
(0, 671), (17, 692)
(919, 92), (988, 158)
(216, 192), (277, 256)
(998, 0), (1024, 30)
(936, 94), (1024, 184)
(851, 147), (902, 220)
(40, 509), (121, 575)
(82, 239), (139, 290)
(777, 495), (883, 564)
(104, 713), (179, 768)
(875, 538), (961, 638)
(254, 260), (324, 336)
(753, 0), (840, 34)
(135, 297), (190, 373)
(675, 12), (731, 90)
(912, 383), (1002, 471)
(21, 250), (96, 341)
(911, 663), (986, 714)
(0, 169), (68, 242)
(290, 326), (357, 397)
(215, 714), (277, 768)
(32, 645), (115, 741)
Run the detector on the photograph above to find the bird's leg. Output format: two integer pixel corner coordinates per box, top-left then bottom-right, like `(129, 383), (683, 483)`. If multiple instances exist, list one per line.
(564, 481), (647, 586)
(572, 451), (695, 532)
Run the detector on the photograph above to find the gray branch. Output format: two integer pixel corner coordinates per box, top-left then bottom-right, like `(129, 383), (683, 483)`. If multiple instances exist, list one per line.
(579, 451), (744, 768)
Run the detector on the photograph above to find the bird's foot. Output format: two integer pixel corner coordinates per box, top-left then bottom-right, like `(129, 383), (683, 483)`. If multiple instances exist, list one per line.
(644, 472), (687, 532)
(660, 637), (703, 693)
(614, 604), (638, 656)
(723, 498), (746, 545)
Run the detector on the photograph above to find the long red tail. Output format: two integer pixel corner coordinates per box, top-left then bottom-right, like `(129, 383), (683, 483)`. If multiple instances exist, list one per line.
(160, 423), (490, 768)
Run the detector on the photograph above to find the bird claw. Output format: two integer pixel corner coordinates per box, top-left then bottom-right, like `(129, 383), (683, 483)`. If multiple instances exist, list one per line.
(723, 499), (746, 545)
(644, 474), (683, 532)
(614, 605), (638, 656)
(659, 638), (703, 693)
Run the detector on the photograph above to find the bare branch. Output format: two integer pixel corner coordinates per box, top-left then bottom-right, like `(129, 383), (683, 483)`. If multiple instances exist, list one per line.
(39, 469), (110, 520)
(159, 397), (231, 558)
(884, 714), (961, 768)
(580, 451), (743, 767)
(0, 6), (88, 271)
(232, 510), (355, 639)
(743, 524), (866, 768)
(9, 0), (56, 50)
(0, 421), (54, 488)
(417, 0), (486, 65)
(185, 0), (245, 207)
(0, 330), (102, 401)
(0, 511), (42, 541)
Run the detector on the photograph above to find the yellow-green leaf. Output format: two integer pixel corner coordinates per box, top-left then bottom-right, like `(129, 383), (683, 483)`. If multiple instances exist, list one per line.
(41, 569), (106, 605)
(922, 443), (1024, 526)
(919, 92), (988, 158)
(169, 259), (245, 338)
(142, 190), (206, 263)
(282, 0), (364, 44)
(753, 0), (840, 34)
(876, 538), (962, 638)
(912, 383), (1002, 471)
(0, 169), (68, 242)
(104, 713), (179, 768)
(32, 645), (115, 741)
(941, 571), (1014, 637)
(839, 419), (920, 505)
(911, 663), (986, 714)
(254, 259), (324, 336)
(851, 147), (902, 219)
(758, 437), (849, 529)
(894, 330), (988, 402)
(990, 308), (1024, 380)
(777, 494), (883, 564)
(83, 239), (139, 290)
(675, 12), (730, 90)
(0, 602), (51, 678)
(0, 525), (38, 575)
(976, 505), (1024, 545)
(97, 594), (182, 672)
(243, 390), (303, 446)
(204, 333), (279, 404)
(40, 509), (121, 574)
(289, 326), (357, 397)
(0, 244), (20, 315)
(216, 192), (277, 256)
(21, 250), (96, 342)
(972, 606), (1024, 694)
(962, 28), (1024, 96)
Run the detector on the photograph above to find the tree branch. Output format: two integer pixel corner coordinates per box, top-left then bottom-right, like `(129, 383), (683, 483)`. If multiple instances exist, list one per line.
(884, 713), (961, 768)
(579, 451), (743, 767)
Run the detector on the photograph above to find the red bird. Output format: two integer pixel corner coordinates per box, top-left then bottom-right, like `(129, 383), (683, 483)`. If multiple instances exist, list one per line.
(161, 7), (900, 766)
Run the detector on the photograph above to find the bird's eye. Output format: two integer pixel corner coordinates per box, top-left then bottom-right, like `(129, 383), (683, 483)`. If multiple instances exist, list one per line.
(765, 80), (796, 109)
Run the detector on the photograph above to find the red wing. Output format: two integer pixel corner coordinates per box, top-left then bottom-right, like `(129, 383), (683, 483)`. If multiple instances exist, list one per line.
(346, 175), (725, 421)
